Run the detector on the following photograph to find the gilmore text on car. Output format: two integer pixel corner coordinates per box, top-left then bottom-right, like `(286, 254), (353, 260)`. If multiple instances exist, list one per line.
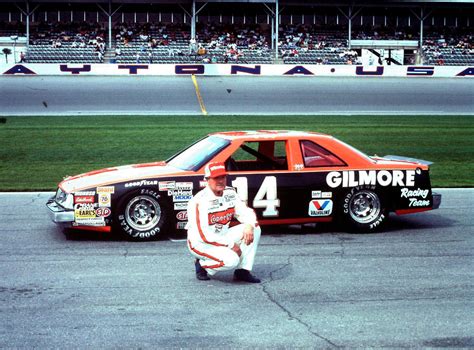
(47, 130), (441, 241)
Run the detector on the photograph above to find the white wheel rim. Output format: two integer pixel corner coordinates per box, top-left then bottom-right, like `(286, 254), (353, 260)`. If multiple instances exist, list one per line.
(349, 190), (381, 224)
(125, 195), (161, 231)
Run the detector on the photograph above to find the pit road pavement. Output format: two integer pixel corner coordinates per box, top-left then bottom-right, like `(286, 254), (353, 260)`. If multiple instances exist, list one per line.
(0, 189), (473, 348)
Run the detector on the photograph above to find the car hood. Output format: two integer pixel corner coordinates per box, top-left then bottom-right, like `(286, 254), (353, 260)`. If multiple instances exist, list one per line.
(59, 161), (189, 193)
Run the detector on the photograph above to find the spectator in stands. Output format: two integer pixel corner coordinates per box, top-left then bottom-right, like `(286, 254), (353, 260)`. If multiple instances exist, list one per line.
(189, 38), (197, 56)
(197, 45), (206, 56)
(19, 52), (26, 63)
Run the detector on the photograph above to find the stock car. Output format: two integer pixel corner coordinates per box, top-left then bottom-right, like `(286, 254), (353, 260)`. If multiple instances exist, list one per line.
(47, 130), (441, 240)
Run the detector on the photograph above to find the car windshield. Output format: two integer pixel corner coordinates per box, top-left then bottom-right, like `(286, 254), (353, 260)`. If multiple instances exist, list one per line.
(167, 136), (231, 171)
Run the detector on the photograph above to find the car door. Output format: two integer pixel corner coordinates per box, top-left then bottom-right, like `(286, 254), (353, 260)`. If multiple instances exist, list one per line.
(225, 139), (299, 224)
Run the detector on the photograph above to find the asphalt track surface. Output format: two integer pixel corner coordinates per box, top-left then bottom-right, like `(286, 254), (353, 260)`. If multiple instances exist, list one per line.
(1, 75), (473, 116)
(1, 189), (473, 348)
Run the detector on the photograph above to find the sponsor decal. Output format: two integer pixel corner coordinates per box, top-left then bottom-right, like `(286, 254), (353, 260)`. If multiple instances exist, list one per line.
(173, 195), (192, 202)
(224, 194), (236, 202)
(175, 182), (193, 190)
(74, 195), (94, 204)
(176, 222), (187, 230)
(308, 200), (333, 217)
(312, 191), (332, 199)
(208, 208), (235, 225)
(74, 217), (105, 226)
(326, 170), (416, 188)
(168, 190), (192, 196)
(174, 202), (188, 210)
(75, 191), (95, 196)
(98, 192), (111, 207)
(199, 181), (207, 188)
(294, 164), (304, 171)
(74, 203), (98, 219)
(95, 207), (111, 217)
(400, 187), (431, 207)
(159, 181), (175, 191)
(97, 186), (115, 194)
(125, 179), (158, 188)
(176, 211), (188, 221)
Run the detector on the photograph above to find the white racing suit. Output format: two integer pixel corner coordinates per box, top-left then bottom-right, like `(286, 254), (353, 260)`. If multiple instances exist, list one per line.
(187, 185), (261, 275)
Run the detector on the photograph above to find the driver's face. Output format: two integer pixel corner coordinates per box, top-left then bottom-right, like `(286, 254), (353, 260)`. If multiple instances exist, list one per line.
(208, 175), (227, 196)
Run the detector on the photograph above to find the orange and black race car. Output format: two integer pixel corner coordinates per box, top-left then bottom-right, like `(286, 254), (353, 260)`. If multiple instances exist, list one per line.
(47, 130), (441, 241)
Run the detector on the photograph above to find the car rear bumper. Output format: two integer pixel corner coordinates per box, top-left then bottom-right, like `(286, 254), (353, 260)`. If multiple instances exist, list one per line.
(432, 192), (442, 210)
(46, 197), (74, 223)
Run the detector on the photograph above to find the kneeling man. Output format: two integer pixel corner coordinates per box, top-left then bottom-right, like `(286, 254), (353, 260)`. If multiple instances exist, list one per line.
(187, 162), (261, 283)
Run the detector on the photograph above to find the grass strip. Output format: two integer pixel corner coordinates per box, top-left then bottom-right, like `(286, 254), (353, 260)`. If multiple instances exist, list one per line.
(0, 115), (473, 190)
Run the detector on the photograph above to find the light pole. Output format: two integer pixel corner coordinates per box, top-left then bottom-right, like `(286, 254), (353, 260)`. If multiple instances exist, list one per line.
(10, 35), (18, 63)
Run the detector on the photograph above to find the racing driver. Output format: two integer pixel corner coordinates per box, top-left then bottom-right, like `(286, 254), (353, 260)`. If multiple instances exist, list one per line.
(186, 162), (261, 283)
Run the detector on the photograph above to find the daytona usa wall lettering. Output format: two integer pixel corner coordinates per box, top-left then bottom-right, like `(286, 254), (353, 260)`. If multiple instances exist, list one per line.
(326, 170), (416, 188)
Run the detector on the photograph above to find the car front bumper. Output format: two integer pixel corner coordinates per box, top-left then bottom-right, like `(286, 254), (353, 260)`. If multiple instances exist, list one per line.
(46, 196), (74, 223)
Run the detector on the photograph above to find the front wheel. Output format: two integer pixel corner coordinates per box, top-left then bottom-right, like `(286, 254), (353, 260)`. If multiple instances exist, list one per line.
(341, 187), (387, 232)
(115, 188), (170, 241)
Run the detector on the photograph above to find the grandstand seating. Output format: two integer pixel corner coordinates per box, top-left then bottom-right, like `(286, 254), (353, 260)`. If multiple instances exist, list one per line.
(3, 18), (472, 65)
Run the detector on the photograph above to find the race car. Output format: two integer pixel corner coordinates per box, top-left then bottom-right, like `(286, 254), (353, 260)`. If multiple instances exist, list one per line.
(47, 130), (441, 241)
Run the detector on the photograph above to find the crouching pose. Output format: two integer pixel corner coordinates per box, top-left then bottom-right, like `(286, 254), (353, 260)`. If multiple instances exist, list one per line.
(187, 162), (261, 283)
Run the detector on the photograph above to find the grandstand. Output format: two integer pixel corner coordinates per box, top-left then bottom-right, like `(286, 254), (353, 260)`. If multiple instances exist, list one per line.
(0, 0), (472, 66)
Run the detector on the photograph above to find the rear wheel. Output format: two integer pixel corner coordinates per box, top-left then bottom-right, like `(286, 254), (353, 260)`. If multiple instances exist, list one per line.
(342, 187), (387, 232)
(115, 188), (169, 241)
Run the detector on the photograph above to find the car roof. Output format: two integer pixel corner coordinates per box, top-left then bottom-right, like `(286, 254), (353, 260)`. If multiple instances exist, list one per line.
(209, 130), (330, 140)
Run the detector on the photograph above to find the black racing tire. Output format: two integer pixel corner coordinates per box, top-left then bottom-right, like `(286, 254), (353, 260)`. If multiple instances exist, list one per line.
(114, 188), (171, 241)
(340, 186), (388, 232)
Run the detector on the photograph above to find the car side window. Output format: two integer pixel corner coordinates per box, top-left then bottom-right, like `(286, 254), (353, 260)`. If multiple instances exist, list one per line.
(227, 141), (288, 171)
(300, 140), (346, 167)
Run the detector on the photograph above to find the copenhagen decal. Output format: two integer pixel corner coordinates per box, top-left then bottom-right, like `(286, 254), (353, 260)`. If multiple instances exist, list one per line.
(208, 208), (235, 225)
(308, 200), (333, 217)
(326, 170), (416, 188)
